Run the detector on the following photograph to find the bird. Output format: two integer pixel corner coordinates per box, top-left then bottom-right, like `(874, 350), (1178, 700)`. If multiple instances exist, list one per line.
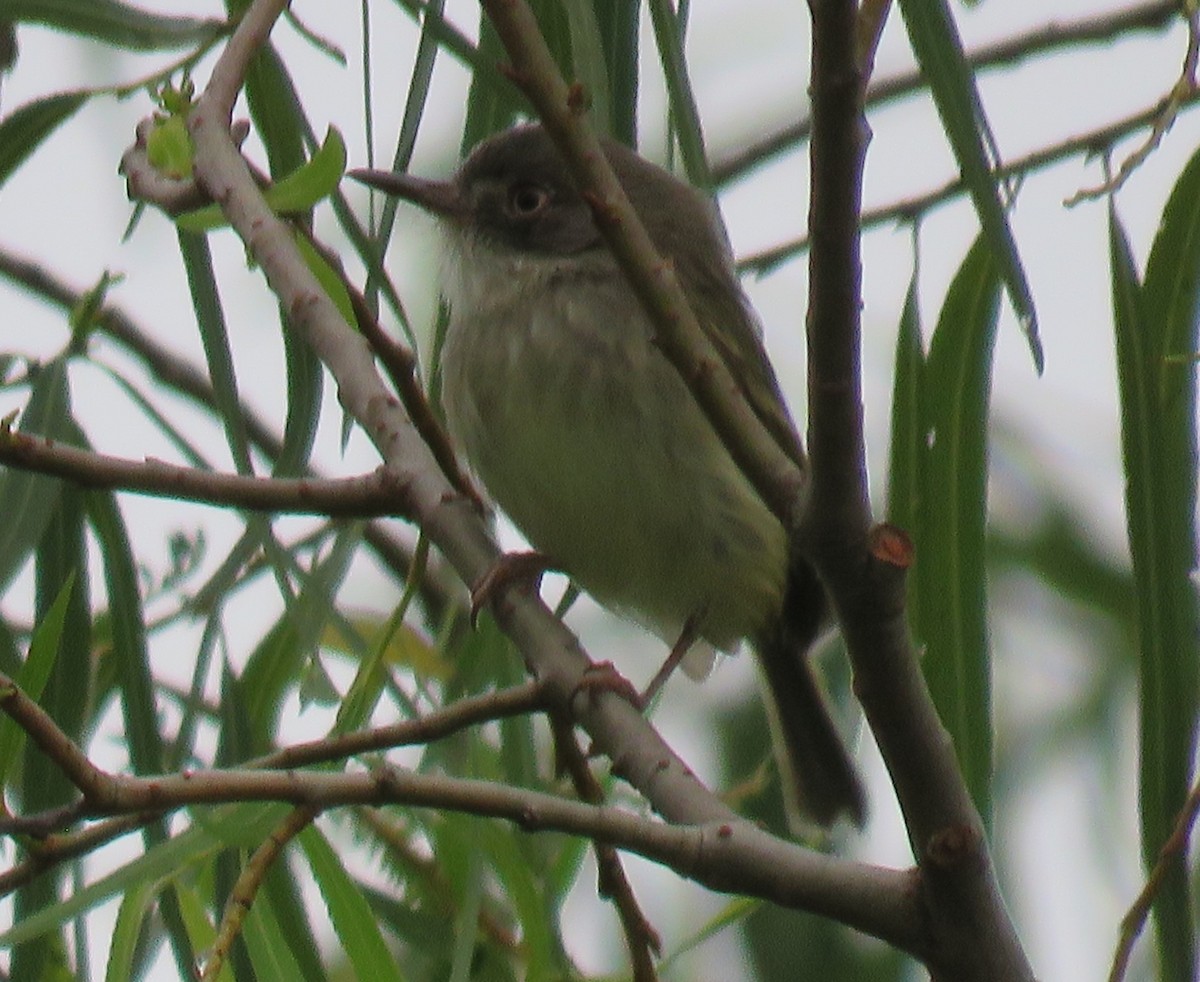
(351, 123), (866, 829)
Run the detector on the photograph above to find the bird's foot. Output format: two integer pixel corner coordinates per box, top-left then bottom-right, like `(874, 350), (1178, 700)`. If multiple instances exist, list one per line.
(469, 550), (555, 626)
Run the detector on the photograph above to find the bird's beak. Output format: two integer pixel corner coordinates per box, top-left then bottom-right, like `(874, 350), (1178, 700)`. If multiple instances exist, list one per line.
(348, 169), (466, 221)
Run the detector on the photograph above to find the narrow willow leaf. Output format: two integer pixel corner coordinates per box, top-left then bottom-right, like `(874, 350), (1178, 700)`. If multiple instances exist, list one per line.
(176, 230), (253, 475)
(1109, 197), (1198, 982)
(244, 40), (306, 177)
(0, 573), (75, 786)
(897, 0), (1041, 371)
(241, 886), (307, 981)
(104, 878), (157, 982)
(0, 91), (88, 186)
(915, 237), (1001, 823)
(240, 525), (362, 741)
(462, 12), (530, 151)
(885, 268), (924, 532)
(299, 826), (405, 982)
(174, 881), (234, 982)
(592, 0), (639, 146)
(562, 0), (611, 136)
(0, 820), (222, 947)
(88, 489), (163, 776)
(275, 316), (322, 479)
(478, 820), (556, 979)
(646, 0), (711, 189)
(0, 358), (71, 593)
(9, 0), (222, 50)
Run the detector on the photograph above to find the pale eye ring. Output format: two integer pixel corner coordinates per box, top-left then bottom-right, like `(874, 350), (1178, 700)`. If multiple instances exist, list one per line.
(508, 183), (550, 216)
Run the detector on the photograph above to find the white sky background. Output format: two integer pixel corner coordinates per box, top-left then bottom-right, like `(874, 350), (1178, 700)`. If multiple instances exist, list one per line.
(0, 0), (1196, 979)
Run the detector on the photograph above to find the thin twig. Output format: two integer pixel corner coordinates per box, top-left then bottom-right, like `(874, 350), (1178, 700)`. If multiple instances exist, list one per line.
(201, 805), (319, 981)
(738, 88), (1200, 275)
(249, 680), (547, 770)
(0, 429), (415, 517)
(551, 715), (660, 981)
(1066, 2), (1199, 203)
(1108, 777), (1200, 982)
(714, 0), (1181, 186)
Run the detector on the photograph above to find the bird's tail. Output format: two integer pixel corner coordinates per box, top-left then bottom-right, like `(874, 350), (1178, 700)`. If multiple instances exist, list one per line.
(754, 561), (867, 830)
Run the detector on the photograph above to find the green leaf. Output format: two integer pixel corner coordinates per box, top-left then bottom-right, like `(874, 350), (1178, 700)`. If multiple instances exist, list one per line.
(88, 489), (163, 776)
(176, 229), (253, 474)
(478, 821), (556, 980)
(647, 0), (710, 188)
(592, 0), (639, 146)
(299, 825), (405, 982)
(914, 236), (1001, 824)
(561, 0), (611, 136)
(242, 882), (307, 981)
(241, 525), (362, 741)
(245, 40), (306, 177)
(176, 127), (347, 231)
(8, 0), (223, 50)
(104, 878), (158, 982)
(0, 359), (72, 604)
(0, 573), (75, 787)
(885, 267), (924, 532)
(174, 881), (233, 982)
(0, 819), (222, 947)
(897, 0), (1041, 371)
(295, 233), (357, 329)
(145, 113), (194, 180)
(1109, 194), (1199, 982)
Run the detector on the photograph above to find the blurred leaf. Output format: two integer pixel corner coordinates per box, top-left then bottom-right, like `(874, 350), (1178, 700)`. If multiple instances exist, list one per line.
(105, 877), (157, 982)
(897, 0), (1041, 371)
(176, 127), (346, 231)
(275, 306), (323, 478)
(244, 39), (306, 177)
(463, 15), (527, 151)
(8, 0), (223, 50)
(145, 112), (193, 180)
(259, 859), (325, 982)
(561, 0), (611, 135)
(1109, 189), (1199, 982)
(0, 359), (72, 592)
(592, 0), (639, 146)
(174, 880), (230, 982)
(885, 267), (924, 533)
(0, 572), (74, 787)
(241, 524), (362, 741)
(12, 490), (89, 982)
(299, 824), (405, 982)
(646, 0), (710, 188)
(478, 819), (556, 979)
(241, 882), (308, 981)
(295, 232), (357, 327)
(88, 488), (163, 775)
(177, 230), (253, 474)
(915, 236), (1001, 823)
(0, 819), (222, 947)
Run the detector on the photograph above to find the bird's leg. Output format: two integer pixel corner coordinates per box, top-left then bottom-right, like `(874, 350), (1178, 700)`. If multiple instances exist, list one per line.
(640, 613), (703, 707)
(469, 550), (556, 626)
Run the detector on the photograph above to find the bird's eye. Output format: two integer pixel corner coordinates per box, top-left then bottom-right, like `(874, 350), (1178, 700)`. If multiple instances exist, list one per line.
(507, 183), (550, 216)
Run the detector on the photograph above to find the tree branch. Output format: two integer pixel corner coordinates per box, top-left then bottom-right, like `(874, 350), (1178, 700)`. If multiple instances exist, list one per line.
(0, 428), (415, 517)
(0, 244), (460, 624)
(803, 0), (1034, 978)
